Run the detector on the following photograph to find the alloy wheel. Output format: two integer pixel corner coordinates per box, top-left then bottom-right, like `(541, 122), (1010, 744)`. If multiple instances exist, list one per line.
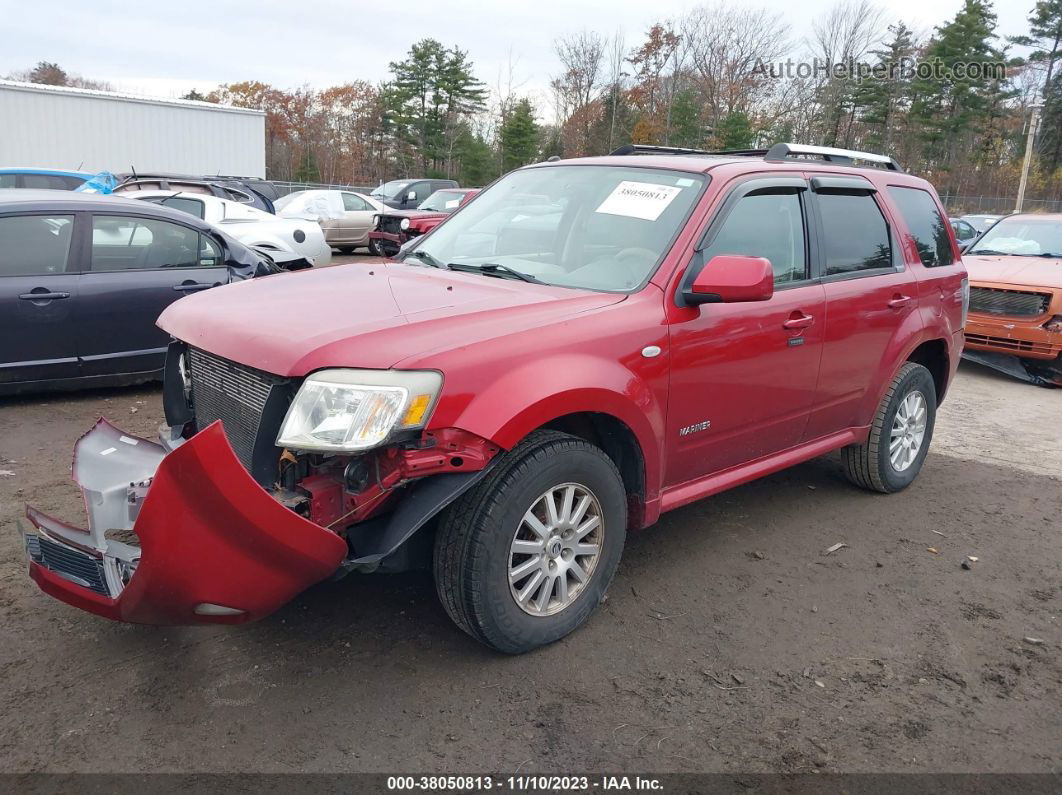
(508, 483), (603, 617)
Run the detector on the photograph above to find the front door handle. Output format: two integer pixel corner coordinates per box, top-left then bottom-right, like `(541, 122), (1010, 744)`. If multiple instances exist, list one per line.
(782, 312), (814, 330)
(888, 294), (913, 310)
(173, 281), (216, 292)
(19, 290), (70, 301)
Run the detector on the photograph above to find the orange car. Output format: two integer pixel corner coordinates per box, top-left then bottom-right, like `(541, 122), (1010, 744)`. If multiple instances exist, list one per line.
(962, 213), (1062, 385)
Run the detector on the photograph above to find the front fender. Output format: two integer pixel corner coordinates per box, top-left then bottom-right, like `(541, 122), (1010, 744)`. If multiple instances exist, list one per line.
(443, 353), (666, 506)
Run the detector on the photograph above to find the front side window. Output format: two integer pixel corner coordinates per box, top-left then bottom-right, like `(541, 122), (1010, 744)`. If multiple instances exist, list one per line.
(969, 216), (1062, 257)
(818, 192), (892, 275)
(0, 215), (74, 276)
(372, 180), (410, 200)
(701, 190), (807, 285)
(409, 165), (706, 292)
(91, 216), (218, 271)
(887, 186), (954, 267)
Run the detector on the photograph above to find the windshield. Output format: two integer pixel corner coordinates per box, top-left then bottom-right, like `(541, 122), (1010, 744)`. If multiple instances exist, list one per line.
(418, 190), (468, 212)
(407, 165), (706, 292)
(371, 180), (411, 199)
(970, 216), (1062, 257)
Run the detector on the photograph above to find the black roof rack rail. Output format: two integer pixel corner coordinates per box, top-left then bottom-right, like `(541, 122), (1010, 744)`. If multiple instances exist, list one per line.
(609, 144), (723, 156)
(609, 141), (903, 172)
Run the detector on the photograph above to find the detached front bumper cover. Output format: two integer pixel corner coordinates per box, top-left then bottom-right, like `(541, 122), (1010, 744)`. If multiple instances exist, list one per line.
(23, 419), (347, 624)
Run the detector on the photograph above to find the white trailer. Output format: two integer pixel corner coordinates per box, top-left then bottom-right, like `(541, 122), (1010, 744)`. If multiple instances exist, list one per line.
(0, 79), (266, 177)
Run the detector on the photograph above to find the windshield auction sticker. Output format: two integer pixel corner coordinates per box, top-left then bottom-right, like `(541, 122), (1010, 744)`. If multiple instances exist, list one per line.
(595, 181), (683, 221)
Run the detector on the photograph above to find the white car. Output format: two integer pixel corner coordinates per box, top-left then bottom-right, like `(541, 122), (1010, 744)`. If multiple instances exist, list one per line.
(129, 191), (332, 267)
(275, 190), (383, 252)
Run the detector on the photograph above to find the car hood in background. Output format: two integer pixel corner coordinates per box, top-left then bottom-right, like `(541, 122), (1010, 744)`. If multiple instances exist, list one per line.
(964, 255), (1062, 290)
(158, 262), (624, 374)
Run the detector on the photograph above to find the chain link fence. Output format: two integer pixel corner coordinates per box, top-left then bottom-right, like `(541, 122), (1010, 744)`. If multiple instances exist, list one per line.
(941, 195), (1062, 215)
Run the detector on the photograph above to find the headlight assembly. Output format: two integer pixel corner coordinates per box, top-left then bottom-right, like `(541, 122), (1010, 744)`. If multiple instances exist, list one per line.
(277, 369), (442, 452)
(400, 218), (411, 230)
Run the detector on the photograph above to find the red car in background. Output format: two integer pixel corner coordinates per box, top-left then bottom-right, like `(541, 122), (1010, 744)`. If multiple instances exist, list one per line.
(368, 188), (479, 256)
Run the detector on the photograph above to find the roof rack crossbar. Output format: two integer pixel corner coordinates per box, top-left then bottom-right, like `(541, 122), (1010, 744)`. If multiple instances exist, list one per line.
(765, 143), (903, 172)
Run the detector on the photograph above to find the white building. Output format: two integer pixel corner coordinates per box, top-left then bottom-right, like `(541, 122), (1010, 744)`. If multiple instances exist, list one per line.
(0, 79), (266, 177)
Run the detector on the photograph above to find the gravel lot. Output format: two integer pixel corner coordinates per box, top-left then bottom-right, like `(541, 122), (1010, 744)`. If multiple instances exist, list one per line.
(1, 258), (1059, 774)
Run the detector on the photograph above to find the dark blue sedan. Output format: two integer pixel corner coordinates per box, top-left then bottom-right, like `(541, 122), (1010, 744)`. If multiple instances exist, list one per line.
(0, 191), (286, 395)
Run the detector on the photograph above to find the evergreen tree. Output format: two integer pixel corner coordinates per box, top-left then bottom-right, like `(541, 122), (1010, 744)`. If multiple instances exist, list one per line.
(910, 0), (1011, 171)
(714, 111), (755, 149)
(667, 89), (705, 148)
(1012, 0), (1062, 171)
(853, 23), (918, 151)
(386, 39), (486, 174)
(499, 99), (539, 172)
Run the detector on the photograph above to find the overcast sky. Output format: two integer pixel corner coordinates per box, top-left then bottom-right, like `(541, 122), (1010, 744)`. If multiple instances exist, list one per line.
(0, 0), (1034, 113)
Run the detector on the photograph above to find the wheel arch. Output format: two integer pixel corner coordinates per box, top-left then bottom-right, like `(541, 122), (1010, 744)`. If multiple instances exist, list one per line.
(539, 412), (649, 529)
(905, 337), (951, 403)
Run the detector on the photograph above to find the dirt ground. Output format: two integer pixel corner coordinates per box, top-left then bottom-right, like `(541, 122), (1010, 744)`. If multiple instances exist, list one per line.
(0, 268), (1059, 773)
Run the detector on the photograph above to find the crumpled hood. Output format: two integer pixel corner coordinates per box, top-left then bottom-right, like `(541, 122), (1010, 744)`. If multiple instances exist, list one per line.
(964, 255), (1062, 290)
(158, 262), (623, 375)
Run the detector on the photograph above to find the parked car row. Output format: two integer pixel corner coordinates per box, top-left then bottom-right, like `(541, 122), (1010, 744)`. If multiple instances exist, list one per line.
(0, 191), (300, 394)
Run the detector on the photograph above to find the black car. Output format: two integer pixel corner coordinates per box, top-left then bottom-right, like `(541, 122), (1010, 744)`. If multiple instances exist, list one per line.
(111, 173), (280, 213)
(369, 178), (459, 209)
(0, 191), (285, 395)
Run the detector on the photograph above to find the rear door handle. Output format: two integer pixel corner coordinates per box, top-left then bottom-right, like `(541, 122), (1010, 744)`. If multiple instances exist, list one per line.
(888, 294), (913, 309)
(783, 312), (814, 330)
(18, 291), (70, 300)
(173, 281), (216, 292)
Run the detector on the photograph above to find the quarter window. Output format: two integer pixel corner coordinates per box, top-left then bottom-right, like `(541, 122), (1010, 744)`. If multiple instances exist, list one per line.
(887, 186), (955, 267)
(817, 193), (892, 275)
(0, 215), (75, 276)
(701, 191), (807, 284)
(91, 216), (219, 271)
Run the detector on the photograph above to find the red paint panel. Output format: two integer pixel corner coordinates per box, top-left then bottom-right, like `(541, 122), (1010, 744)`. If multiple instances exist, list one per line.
(27, 421), (347, 625)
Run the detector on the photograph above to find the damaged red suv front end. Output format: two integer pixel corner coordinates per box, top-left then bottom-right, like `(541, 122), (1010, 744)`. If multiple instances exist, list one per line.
(24, 419), (348, 624)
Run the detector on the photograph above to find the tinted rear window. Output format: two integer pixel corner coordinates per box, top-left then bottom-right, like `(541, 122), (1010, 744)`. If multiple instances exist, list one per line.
(817, 193), (892, 275)
(888, 186), (954, 267)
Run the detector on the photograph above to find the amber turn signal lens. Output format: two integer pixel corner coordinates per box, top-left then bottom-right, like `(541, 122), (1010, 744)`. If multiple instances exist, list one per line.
(401, 394), (432, 427)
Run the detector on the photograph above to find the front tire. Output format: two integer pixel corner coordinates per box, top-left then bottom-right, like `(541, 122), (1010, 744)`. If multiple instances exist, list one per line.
(841, 362), (937, 493)
(433, 431), (627, 653)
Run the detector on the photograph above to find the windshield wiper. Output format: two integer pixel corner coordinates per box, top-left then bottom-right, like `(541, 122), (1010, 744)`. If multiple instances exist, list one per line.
(403, 249), (444, 268)
(969, 249), (1013, 256)
(446, 262), (544, 283)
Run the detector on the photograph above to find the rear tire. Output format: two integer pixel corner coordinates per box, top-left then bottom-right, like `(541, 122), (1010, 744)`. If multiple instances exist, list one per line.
(433, 430), (627, 654)
(841, 362), (936, 493)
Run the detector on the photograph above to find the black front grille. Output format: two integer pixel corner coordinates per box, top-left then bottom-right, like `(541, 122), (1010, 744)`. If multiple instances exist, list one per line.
(30, 535), (109, 596)
(969, 287), (1050, 317)
(380, 216), (404, 235)
(187, 348), (286, 471)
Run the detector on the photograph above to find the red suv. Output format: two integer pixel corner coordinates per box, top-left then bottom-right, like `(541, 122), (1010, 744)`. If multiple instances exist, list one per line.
(23, 143), (967, 653)
(368, 188), (479, 257)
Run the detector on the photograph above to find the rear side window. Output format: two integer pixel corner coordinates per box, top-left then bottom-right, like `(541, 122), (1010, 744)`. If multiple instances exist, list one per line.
(817, 193), (892, 275)
(701, 191), (807, 284)
(21, 174), (75, 190)
(160, 197), (206, 219)
(0, 215), (75, 275)
(341, 193), (370, 211)
(0, 175), (16, 188)
(888, 186), (954, 267)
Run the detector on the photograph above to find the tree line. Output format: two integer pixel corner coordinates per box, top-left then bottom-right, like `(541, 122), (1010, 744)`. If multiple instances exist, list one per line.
(9, 0), (1062, 202)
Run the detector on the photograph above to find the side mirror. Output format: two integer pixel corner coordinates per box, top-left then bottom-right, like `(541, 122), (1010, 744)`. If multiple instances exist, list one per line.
(683, 254), (774, 305)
